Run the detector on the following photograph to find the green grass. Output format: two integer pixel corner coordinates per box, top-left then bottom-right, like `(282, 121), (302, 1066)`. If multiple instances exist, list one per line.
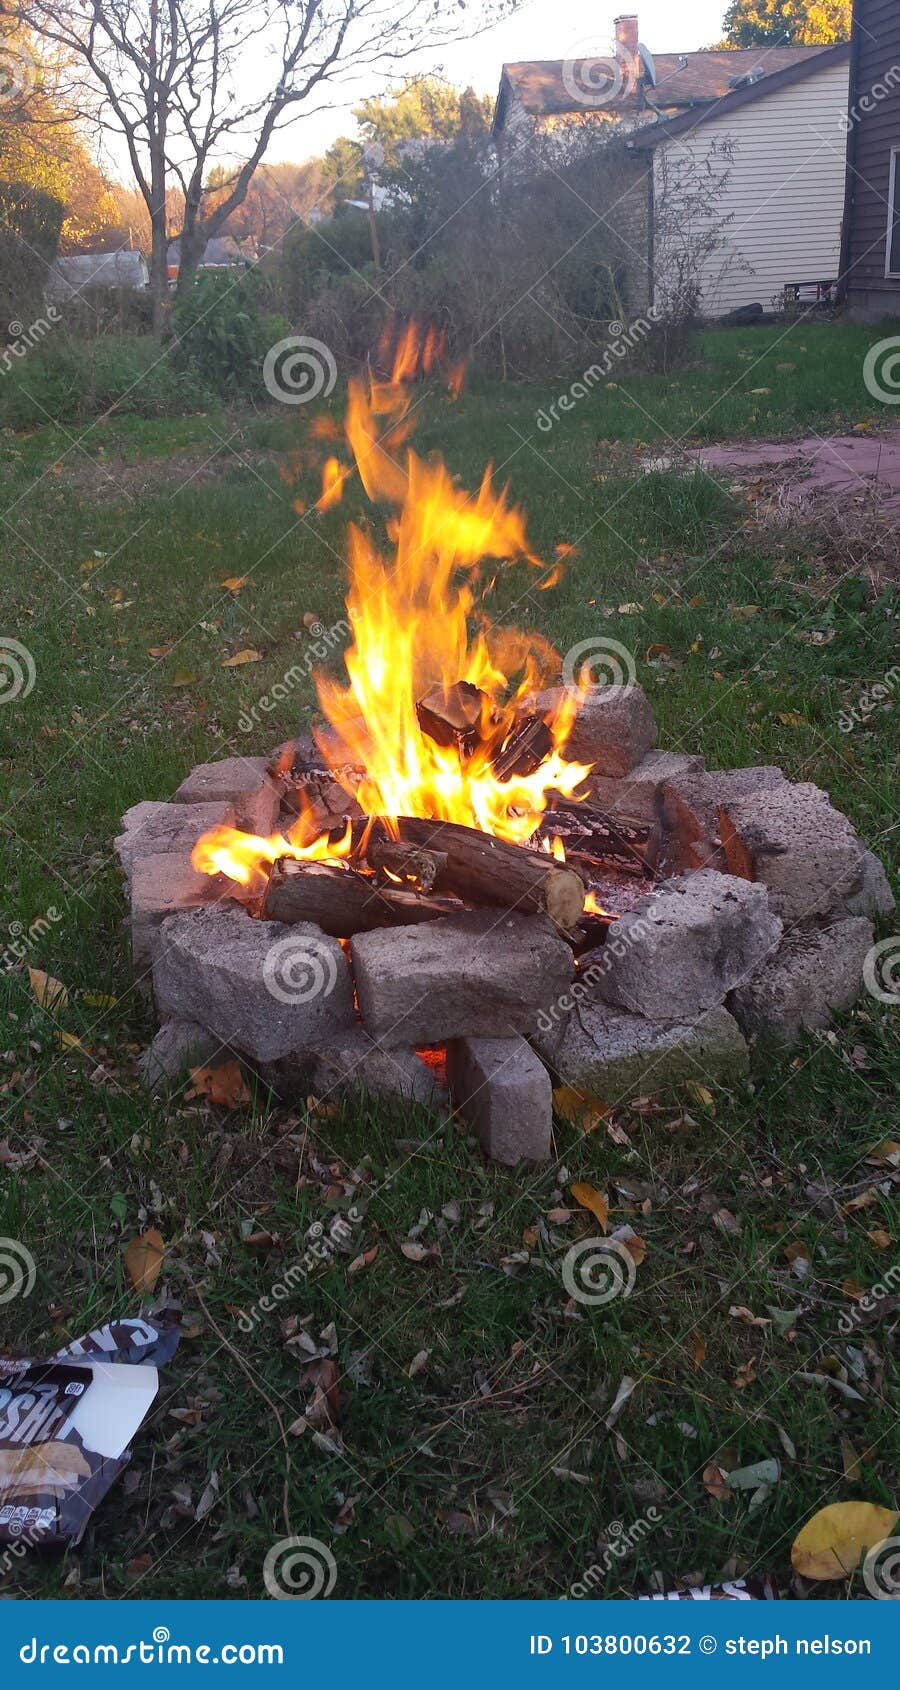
(0, 319), (897, 1601)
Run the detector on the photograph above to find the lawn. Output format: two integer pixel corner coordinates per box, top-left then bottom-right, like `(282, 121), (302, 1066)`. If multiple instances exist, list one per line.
(0, 320), (897, 1600)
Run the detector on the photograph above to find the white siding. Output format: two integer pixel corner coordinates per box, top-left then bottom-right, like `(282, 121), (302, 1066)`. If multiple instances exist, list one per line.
(652, 59), (850, 314)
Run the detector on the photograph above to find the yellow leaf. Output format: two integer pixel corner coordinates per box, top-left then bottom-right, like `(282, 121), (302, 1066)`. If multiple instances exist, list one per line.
(125, 1227), (166, 1294)
(570, 1181), (609, 1233)
(221, 648), (263, 667)
(691, 1332), (706, 1370)
(553, 1086), (609, 1130)
(171, 669), (199, 687)
(730, 604), (759, 620)
(841, 1440), (863, 1481)
(683, 1080), (715, 1109)
(56, 1030), (87, 1053)
(28, 968), (68, 1011)
(82, 991), (117, 1009)
(867, 1227), (893, 1250)
(866, 1140), (900, 1168)
(776, 711), (808, 727)
(221, 576), (250, 591)
(791, 1501), (899, 1582)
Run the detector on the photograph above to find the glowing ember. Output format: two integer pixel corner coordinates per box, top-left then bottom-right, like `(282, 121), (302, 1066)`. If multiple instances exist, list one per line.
(193, 324), (593, 893)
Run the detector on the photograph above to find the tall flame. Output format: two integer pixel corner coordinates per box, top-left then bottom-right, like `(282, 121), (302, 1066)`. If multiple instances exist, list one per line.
(194, 324), (590, 886)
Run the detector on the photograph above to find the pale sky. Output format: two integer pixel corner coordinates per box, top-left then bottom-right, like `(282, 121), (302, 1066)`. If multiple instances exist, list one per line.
(267, 0), (730, 163)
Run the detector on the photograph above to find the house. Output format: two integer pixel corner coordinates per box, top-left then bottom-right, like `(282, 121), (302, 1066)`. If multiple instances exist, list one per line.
(840, 0), (900, 318)
(628, 43), (851, 316)
(491, 14), (833, 165)
(47, 249), (149, 300)
(166, 235), (255, 284)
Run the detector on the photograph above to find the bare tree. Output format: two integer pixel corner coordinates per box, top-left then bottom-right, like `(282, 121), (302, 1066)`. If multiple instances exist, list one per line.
(16, 0), (517, 331)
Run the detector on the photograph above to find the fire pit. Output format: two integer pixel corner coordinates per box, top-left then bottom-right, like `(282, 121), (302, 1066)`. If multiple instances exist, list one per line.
(116, 328), (894, 1164)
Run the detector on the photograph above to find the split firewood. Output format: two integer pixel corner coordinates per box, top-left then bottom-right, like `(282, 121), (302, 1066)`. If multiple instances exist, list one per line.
(490, 713), (553, 782)
(387, 816), (585, 930)
(263, 860), (455, 936)
(415, 681), (488, 754)
(541, 800), (660, 879)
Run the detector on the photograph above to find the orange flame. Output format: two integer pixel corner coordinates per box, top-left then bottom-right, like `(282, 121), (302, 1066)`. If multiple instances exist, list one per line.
(194, 324), (591, 887)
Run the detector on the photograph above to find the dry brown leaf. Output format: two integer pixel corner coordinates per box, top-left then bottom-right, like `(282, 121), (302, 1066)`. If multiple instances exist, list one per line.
(188, 1060), (251, 1107)
(842, 1189), (879, 1214)
(221, 648), (263, 668)
(570, 1181), (609, 1233)
(865, 1140), (900, 1168)
(841, 1439), (863, 1481)
(347, 1245), (378, 1276)
(733, 1360), (756, 1390)
(400, 1241), (438, 1264)
(221, 576), (250, 591)
(407, 1349), (430, 1379)
(702, 1462), (731, 1500)
(791, 1501), (899, 1581)
(553, 1086), (609, 1129)
(28, 968), (68, 1011)
(691, 1332), (707, 1370)
(125, 1227), (165, 1294)
(729, 1305), (771, 1329)
(622, 1232), (648, 1266)
(866, 1228), (894, 1250)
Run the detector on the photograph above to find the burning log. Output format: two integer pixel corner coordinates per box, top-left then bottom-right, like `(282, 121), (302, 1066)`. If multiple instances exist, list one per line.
(490, 714), (553, 782)
(541, 799), (660, 879)
(388, 816), (585, 930)
(263, 859), (455, 937)
(415, 681), (487, 754)
(366, 836), (448, 896)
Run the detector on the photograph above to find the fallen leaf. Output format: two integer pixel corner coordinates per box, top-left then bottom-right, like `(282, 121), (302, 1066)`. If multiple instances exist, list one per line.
(867, 1228), (893, 1250)
(81, 991), (117, 1009)
(683, 1080), (715, 1109)
(221, 648), (263, 668)
(776, 710), (808, 728)
(302, 610), (321, 628)
(733, 1360), (756, 1389)
(407, 1349), (430, 1379)
(56, 1030), (87, 1054)
(841, 1439), (863, 1481)
(125, 1227), (165, 1294)
(170, 669), (198, 688)
(28, 968), (68, 1012)
(842, 1189), (879, 1214)
(865, 1140), (900, 1169)
(188, 1060), (251, 1107)
(400, 1241), (439, 1264)
(702, 1462), (731, 1500)
(729, 1305), (771, 1330)
(347, 1245), (378, 1276)
(553, 1086), (609, 1128)
(221, 576), (250, 591)
(791, 1501), (899, 1582)
(570, 1181), (609, 1232)
(605, 1374), (635, 1429)
(691, 1332), (706, 1370)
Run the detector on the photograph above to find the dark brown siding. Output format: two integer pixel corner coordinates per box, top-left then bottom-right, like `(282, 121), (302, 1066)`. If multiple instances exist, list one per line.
(843, 0), (900, 316)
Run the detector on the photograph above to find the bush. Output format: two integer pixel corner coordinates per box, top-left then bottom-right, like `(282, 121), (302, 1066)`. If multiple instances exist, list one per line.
(171, 270), (290, 397)
(0, 181), (64, 332)
(0, 334), (214, 427)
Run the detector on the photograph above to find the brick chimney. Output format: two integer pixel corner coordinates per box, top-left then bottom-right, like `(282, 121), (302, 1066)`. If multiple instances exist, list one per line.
(614, 14), (639, 56)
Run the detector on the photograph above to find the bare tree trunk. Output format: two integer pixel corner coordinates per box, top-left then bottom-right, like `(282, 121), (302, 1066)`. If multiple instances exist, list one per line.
(148, 155), (169, 337)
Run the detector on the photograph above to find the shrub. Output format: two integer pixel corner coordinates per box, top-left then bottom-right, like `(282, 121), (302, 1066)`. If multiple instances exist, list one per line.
(171, 270), (290, 397)
(0, 334), (213, 427)
(0, 181), (64, 332)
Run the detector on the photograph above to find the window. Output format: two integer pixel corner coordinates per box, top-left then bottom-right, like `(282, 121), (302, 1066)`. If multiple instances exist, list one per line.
(886, 147), (900, 278)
